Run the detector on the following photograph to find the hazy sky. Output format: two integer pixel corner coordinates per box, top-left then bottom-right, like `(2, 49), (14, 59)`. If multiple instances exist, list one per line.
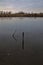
(0, 0), (43, 13)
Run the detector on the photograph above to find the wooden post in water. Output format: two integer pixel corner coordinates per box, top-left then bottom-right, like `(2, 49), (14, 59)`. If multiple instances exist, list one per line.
(22, 32), (24, 49)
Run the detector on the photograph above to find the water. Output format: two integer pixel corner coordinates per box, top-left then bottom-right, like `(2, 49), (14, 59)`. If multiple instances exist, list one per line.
(0, 17), (43, 65)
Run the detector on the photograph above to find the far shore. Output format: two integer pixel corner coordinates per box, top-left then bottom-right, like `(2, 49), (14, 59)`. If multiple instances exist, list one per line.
(0, 11), (43, 17)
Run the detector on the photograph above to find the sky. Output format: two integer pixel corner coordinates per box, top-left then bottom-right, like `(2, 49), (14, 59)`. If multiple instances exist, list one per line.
(0, 0), (43, 13)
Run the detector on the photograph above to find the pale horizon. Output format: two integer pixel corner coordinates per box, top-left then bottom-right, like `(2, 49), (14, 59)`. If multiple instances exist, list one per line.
(0, 0), (43, 13)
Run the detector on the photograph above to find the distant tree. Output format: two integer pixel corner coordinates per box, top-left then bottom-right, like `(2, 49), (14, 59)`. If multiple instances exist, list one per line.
(17, 11), (24, 14)
(8, 11), (11, 14)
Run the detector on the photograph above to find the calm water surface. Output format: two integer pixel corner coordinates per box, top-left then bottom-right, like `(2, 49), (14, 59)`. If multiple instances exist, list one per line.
(0, 17), (43, 65)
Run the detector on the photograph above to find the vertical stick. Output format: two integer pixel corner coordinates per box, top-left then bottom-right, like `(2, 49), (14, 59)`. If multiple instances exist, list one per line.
(22, 32), (24, 49)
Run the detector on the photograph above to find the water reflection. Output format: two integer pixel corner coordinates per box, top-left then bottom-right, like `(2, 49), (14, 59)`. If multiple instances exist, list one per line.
(0, 18), (43, 65)
(22, 32), (24, 50)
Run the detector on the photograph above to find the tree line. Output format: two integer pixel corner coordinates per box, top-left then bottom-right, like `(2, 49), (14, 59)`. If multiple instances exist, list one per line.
(0, 11), (43, 17)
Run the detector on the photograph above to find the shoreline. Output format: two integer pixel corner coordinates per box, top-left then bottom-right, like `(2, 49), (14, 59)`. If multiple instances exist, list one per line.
(0, 11), (43, 17)
(0, 16), (43, 17)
